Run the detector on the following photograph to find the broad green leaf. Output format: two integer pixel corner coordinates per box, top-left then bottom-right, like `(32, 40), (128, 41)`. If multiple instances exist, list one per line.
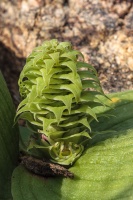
(19, 126), (33, 153)
(0, 72), (19, 199)
(91, 90), (133, 132)
(12, 90), (133, 199)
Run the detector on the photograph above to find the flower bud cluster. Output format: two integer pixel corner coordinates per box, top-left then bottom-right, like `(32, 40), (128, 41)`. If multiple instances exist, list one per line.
(16, 39), (106, 165)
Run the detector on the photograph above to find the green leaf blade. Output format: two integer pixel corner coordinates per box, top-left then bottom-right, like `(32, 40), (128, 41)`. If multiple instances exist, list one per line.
(12, 90), (133, 200)
(0, 72), (19, 199)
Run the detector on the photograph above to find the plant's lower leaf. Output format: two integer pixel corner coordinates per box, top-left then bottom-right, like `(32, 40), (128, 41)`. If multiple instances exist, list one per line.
(12, 166), (62, 200)
(12, 90), (133, 200)
(19, 126), (33, 153)
(0, 72), (19, 199)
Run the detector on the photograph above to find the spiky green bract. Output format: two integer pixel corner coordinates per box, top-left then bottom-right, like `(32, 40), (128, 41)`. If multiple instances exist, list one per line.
(16, 39), (106, 165)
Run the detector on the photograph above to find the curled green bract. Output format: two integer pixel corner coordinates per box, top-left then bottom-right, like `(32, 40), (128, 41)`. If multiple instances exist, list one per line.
(16, 39), (107, 165)
(50, 142), (84, 165)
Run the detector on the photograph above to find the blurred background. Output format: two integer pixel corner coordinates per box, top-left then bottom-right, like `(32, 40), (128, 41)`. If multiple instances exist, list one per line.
(0, 0), (133, 106)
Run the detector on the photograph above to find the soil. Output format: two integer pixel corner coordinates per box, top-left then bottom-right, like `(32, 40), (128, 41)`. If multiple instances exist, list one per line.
(0, 0), (133, 106)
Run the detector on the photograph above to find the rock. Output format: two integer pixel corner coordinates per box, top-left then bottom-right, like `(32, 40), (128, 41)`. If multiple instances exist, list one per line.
(0, 0), (133, 104)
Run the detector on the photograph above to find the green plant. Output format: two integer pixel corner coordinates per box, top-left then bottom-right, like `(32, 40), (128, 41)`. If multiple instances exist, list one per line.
(16, 39), (107, 165)
(0, 72), (19, 199)
(1, 39), (133, 200)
